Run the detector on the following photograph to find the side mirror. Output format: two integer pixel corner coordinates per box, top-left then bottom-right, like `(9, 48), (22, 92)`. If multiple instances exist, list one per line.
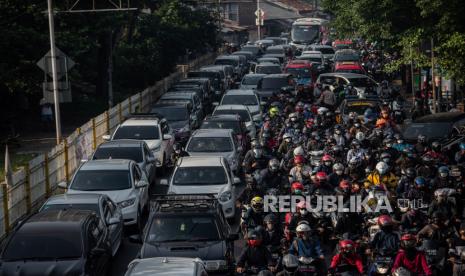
(212, 102), (219, 107)
(233, 177), (241, 185)
(58, 181), (67, 189)
(129, 234), (142, 244)
(135, 180), (148, 188)
(227, 233), (239, 241)
(260, 101), (266, 106)
(107, 217), (121, 225)
(80, 159), (88, 163)
(163, 134), (172, 140)
(102, 134), (111, 141)
(159, 179), (169, 186)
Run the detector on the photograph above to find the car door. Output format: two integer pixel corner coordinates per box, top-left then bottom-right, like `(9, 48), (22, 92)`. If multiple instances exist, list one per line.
(193, 95), (205, 120)
(86, 220), (110, 275)
(103, 198), (123, 255)
(133, 164), (148, 209)
(161, 120), (174, 158)
(143, 144), (156, 183)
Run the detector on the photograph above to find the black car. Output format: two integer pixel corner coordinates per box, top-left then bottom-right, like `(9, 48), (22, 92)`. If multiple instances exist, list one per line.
(151, 103), (197, 143)
(256, 73), (294, 102)
(187, 70), (224, 97)
(0, 209), (112, 276)
(132, 195), (238, 273)
(201, 114), (250, 150)
(403, 112), (465, 143)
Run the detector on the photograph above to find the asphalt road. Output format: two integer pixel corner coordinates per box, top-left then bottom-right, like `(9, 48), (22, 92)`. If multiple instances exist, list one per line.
(110, 174), (246, 276)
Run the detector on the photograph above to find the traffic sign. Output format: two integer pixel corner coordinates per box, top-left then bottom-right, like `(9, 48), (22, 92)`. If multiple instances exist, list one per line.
(255, 8), (265, 18)
(256, 18), (264, 26)
(37, 47), (75, 79)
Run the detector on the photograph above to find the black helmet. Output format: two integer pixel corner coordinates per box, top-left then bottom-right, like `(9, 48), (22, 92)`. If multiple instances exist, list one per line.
(405, 167), (416, 179)
(431, 141), (441, 152)
(245, 175), (257, 187)
(263, 213), (278, 225)
(268, 158), (280, 172)
(282, 254), (299, 273)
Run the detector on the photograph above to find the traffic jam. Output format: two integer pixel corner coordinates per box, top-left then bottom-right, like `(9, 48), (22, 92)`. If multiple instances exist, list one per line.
(2, 17), (465, 276)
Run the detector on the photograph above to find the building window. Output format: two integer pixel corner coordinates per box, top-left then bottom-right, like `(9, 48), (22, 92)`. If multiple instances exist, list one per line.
(223, 3), (239, 22)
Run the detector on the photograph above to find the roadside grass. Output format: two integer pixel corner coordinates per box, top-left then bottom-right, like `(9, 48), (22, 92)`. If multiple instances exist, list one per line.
(0, 152), (36, 180)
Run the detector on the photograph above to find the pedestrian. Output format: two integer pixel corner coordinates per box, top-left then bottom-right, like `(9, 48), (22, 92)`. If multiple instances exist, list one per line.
(40, 100), (53, 130)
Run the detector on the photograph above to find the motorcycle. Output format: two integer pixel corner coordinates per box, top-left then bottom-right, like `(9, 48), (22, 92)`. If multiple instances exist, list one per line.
(371, 255), (393, 275)
(420, 239), (446, 274)
(298, 256), (319, 275)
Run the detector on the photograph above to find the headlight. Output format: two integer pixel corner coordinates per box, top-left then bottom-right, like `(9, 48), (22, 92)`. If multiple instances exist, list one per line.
(219, 191), (232, 202)
(118, 198), (136, 208)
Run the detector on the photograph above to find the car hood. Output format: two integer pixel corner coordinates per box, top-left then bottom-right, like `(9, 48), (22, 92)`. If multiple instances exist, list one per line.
(141, 241), (225, 260)
(187, 152), (233, 159)
(294, 77), (312, 85)
(169, 183), (230, 195)
(68, 188), (135, 204)
(169, 120), (189, 130)
(145, 140), (162, 150)
(0, 259), (84, 276)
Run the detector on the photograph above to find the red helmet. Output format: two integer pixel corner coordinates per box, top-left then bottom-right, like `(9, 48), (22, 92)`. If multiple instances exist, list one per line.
(339, 179), (351, 190)
(377, 215), (393, 227)
(316, 171), (328, 181)
(294, 155), (305, 165)
(401, 233), (416, 241)
(306, 118), (314, 128)
(291, 182), (304, 194)
(339, 239), (355, 253)
(401, 234), (417, 249)
(322, 154), (333, 162)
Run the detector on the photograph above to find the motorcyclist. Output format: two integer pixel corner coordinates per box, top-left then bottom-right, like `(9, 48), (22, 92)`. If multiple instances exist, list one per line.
(391, 234), (432, 276)
(370, 215), (400, 256)
(449, 222), (465, 276)
(243, 145), (269, 174)
(237, 229), (276, 273)
(329, 163), (347, 187)
(288, 201), (315, 233)
(396, 167), (416, 195)
(309, 171), (334, 195)
(288, 223), (325, 272)
(427, 189), (457, 219)
(424, 141), (448, 164)
(432, 166), (454, 189)
(259, 158), (288, 191)
(237, 175), (264, 208)
(418, 211), (457, 245)
(316, 154), (334, 175)
(346, 140), (366, 163)
(364, 161), (398, 192)
(329, 239), (364, 275)
(242, 197), (266, 235)
(454, 142), (465, 164)
(414, 134), (428, 155)
(289, 155), (311, 184)
(170, 142), (189, 165)
(262, 214), (283, 251)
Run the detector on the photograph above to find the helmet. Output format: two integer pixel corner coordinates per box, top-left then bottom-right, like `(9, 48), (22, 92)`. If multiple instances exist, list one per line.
(317, 106), (329, 115)
(282, 254), (299, 273)
(291, 182), (304, 195)
(348, 112), (357, 120)
(339, 179), (351, 192)
(294, 155), (305, 165)
(246, 229), (262, 247)
(351, 139), (361, 148)
(414, 176), (426, 188)
(377, 214), (393, 227)
(438, 166), (449, 178)
(376, 162), (389, 175)
(296, 223), (311, 233)
(315, 171), (328, 185)
(251, 196), (264, 213)
(355, 131), (365, 141)
(269, 106), (279, 117)
(383, 138), (394, 148)
(322, 154), (333, 162)
(380, 152), (391, 163)
(339, 239), (355, 254)
(400, 234), (417, 249)
(431, 141), (441, 151)
(405, 167), (416, 179)
(418, 134), (427, 143)
(348, 156), (360, 168)
(263, 213), (278, 225)
(253, 147), (263, 158)
(289, 112), (298, 122)
(283, 133), (292, 141)
(268, 158), (280, 172)
(293, 146), (305, 157)
(333, 163), (344, 175)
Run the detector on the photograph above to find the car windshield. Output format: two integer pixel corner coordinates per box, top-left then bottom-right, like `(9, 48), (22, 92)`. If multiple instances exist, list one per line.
(147, 215), (220, 243)
(187, 137), (233, 152)
(348, 77), (375, 88)
(266, 49), (284, 55)
(314, 47), (334, 54)
(71, 170), (131, 191)
(242, 76), (263, 85)
(298, 56), (321, 63)
(215, 59), (238, 67)
(242, 46), (259, 55)
(260, 78), (289, 89)
(113, 126), (160, 140)
(93, 147), (143, 163)
(404, 122), (452, 140)
(292, 25), (319, 42)
(214, 109), (251, 122)
(286, 68), (312, 78)
(201, 120), (241, 134)
(256, 65), (281, 74)
(41, 203), (100, 215)
(345, 103), (376, 116)
(335, 54), (359, 61)
(222, 95), (258, 106)
(3, 230), (82, 260)
(173, 166), (227, 185)
(151, 107), (188, 121)
(337, 69), (364, 74)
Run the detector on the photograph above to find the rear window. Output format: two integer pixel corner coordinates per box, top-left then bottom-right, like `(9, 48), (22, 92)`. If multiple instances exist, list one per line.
(215, 59), (238, 67)
(256, 65), (281, 74)
(201, 120), (241, 134)
(213, 109), (251, 122)
(173, 166), (227, 185)
(187, 137), (233, 152)
(71, 170), (131, 191)
(93, 146), (143, 163)
(260, 78), (289, 89)
(222, 95), (258, 106)
(314, 47), (334, 54)
(3, 229), (82, 260)
(113, 125), (160, 140)
(242, 75), (264, 85)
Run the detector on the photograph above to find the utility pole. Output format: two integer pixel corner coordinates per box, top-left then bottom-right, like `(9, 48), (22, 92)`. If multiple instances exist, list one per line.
(108, 31), (114, 108)
(257, 0), (261, 40)
(47, 0), (62, 144)
(410, 46), (415, 98)
(431, 38), (437, 113)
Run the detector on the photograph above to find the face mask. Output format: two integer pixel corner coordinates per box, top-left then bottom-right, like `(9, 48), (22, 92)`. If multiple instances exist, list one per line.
(324, 161), (331, 167)
(336, 170), (343, 176)
(248, 239), (261, 247)
(440, 173), (448, 178)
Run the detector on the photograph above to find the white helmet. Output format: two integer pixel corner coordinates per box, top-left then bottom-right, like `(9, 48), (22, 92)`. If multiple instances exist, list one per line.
(355, 131), (365, 141)
(296, 223), (311, 232)
(283, 133), (292, 140)
(317, 106), (329, 115)
(376, 161), (389, 175)
(293, 146), (305, 157)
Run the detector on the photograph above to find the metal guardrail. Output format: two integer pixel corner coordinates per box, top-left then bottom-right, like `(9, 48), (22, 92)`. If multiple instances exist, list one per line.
(0, 51), (220, 238)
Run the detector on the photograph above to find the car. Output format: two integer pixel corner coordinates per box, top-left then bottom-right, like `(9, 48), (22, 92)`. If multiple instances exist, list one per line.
(212, 104), (257, 138)
(175, 78), (212, 104)
(39, 193), (123, 256)
(240, 73), (266, 90)
(104, 114), (175, 169)
(285, 60), (315, 92)
(257, 57), (281, 66)
(165, 88), (207, 114)
(0, 209), (112, 276)
(92, 139), (157, 185)
(232, 50), (255, 63)
(241, 44), (263, 57)
(336, 95), (381, 124)
(333, 49), (360, 62)
(296, 51), (326, 72)
(315, 72), (379, 96)
(158, 92), (205, 123)
(264, 45), (287, 63)
(132, 194), (238, 273)
(264, 36), (287, 45)
(186, 129), (243, 174)
(334, 61), (366, 75)
(125, 257), (208, 276)
(256, 73), (294, 102)
(201, 65), (235, 90)
(201, 114), (250, 151)
(306, 44), (335, 61)
(187, 70), (224, 97)
(219, 89), (261, 117)
(254, 62), (282, 74)
(254, 39), (275, 50)
(214, 55), (242, 79)
(151, 103), (197, 143)
(403, 112), (465, 143)
(58, 159), (150, 230)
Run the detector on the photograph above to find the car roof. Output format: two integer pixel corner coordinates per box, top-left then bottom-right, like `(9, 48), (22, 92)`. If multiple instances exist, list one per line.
(205, 114), (241, 122)
(191, 128), (233, 138)
(413, 112), (465, 123)
(256, 62), (280, 67)
(19, 209), (93, 234)
(98, 139), (144, 148)
(267, 45), (285, 50)
(216, 55), (240, 60)
(161, 92), (195, 99)
(44, 193), (105, 206)
(121, 117), (160, 126)
(127, 257), (203, 276)
(215, 104), (250, 111)
(319, 72), (368, 79)
(179, 156), (224, 167)
(263, 73), (292, 78)
(152, 103), (188, 108)
(225, 89), (256, 95)
(243, 73), (267, 78)
(309, 44), (333, 48)
(80, 159), (132, 171)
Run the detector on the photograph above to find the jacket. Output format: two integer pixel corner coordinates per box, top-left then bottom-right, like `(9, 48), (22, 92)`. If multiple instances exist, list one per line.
(237, 245), (273, 267)
(364, 171), (398, 190)
(391, 249), (432, 275)
(289, 238), (323, 258)
(330, 253), (364, 273)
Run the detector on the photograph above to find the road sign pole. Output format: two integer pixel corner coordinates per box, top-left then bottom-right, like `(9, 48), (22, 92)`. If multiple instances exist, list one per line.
(257, 0), (261, 40)
(47, 0), (62, 144)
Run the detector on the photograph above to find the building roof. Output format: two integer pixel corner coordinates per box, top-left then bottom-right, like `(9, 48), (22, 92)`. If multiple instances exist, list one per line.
(261, 1), (302, 20)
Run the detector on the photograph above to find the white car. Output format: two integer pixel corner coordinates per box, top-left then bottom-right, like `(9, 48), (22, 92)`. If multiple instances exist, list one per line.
(164, 156), (240, 219)
(212, 104), (258, 138)
(125, 257), (207, 276)
(220, 89), (262, 117)
(240, 73), (266, 90)
(58, 159), (149, 230)
(104, 115), (175, 169)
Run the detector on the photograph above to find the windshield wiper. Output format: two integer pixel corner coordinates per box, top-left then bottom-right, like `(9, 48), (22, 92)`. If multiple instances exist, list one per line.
(153, 238), (189, 243)
(190, 238), (219, 242)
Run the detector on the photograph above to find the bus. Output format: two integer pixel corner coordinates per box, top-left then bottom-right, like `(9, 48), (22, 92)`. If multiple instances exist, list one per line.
(290, 18), (329, 50)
